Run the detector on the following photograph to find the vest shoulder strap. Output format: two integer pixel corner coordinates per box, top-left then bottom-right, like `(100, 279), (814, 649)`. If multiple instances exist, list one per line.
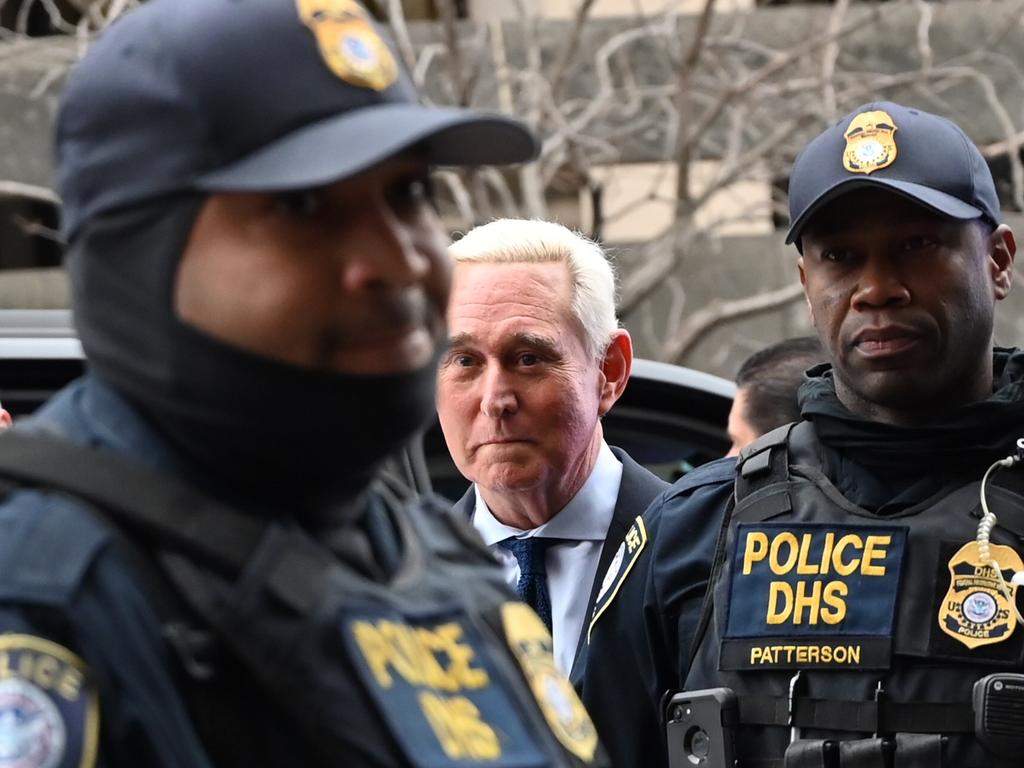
(735, 420), (823, 502)
(0, 431), (264, 574)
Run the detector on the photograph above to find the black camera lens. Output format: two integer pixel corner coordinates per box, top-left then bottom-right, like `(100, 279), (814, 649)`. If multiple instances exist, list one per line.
(690, 729), (711, 758)
(684, 726), (711, 764)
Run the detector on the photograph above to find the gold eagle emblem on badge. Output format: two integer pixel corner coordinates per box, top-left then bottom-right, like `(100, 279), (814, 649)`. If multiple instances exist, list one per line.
(843, 109), (898, 175)
(296, 0), (398, 91)
(938, 541), (1023, 649)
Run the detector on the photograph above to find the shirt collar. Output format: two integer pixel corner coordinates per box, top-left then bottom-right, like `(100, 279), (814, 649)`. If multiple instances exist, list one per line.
(471, 441), (623, 545)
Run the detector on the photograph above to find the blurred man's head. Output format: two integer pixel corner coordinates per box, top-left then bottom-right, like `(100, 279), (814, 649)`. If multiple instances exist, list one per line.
(437, 219), (632, 525)
(55, 0), (536, 499)
(787, 102), (1014, 426)
(727, 336), (825, 456)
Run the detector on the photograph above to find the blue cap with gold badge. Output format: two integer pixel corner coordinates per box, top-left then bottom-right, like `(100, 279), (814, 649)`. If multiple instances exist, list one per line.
(786, 101), (1000, 245)
(55, 0), (539, 241)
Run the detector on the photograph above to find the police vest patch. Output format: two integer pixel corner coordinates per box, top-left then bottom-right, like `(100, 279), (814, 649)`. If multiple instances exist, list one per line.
(341, 607), (547, 767)
(501, 603), (598, 763)
(0, 634), (98, 768)
(721, 523), (907, 670)
(587, 516), (647, 640)
(938, 541), (1023, 649)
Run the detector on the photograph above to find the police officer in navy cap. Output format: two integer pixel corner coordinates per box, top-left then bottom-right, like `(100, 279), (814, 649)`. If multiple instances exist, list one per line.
(0, 1), (611, 766)
(581, 102), (1024, 768)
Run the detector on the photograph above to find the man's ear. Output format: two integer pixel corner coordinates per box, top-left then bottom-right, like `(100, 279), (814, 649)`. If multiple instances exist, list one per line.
(797, 255), (815, 324)
(990, 224), (1016, 301)
(598, 330), (633, 417)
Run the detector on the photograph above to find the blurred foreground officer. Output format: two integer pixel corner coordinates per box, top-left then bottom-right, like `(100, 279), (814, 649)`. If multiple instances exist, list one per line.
(0, 2), (611, 766)
(727, 336), (825, 455)
(437, 219), (668, 678)
(582, 102), (1024, 768)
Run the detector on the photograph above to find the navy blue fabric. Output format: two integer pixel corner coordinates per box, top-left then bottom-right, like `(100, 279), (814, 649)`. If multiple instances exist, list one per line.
(0, 377), (217, 768)
(501, 538), (557, 631)
(578, 457), (736, 768)
(786, 101), (1000, 244)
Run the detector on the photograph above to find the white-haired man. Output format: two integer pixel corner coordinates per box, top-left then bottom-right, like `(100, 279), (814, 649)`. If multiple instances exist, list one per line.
(437, 218), (668, 678)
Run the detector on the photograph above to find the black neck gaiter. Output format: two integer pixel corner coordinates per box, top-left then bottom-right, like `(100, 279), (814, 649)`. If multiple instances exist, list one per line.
(799, 348), (1024, 474)
(66, 198), (438, 518)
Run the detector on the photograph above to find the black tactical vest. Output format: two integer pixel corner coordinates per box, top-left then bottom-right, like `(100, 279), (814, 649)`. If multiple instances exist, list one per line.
(0, 432), (605, 768)
(684, 421), (1024, 768)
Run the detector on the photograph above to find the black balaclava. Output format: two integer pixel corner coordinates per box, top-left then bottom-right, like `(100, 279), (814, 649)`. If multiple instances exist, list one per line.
(799, 348), (1024, 474)
(67, 196), (439, 519)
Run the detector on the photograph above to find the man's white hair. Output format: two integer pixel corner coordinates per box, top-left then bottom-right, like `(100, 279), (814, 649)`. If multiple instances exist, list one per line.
(448, 219), (619, 360)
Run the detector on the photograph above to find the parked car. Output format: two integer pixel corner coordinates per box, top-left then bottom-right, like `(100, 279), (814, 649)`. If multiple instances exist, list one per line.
(0, 309), (735, 498)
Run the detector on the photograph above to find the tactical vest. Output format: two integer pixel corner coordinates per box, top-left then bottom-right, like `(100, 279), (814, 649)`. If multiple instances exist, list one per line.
(684, 421), (1024, 768)
(0, 432), (605, 768)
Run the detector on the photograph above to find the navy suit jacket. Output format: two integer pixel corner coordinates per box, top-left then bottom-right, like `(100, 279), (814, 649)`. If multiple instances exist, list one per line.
(452, 446), (668, 680)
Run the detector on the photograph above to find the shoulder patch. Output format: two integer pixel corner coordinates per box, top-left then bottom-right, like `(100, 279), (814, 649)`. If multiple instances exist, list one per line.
(501, 603), (598, 764)
(0, 634), (99, 768)
(587, 515), (648, 640)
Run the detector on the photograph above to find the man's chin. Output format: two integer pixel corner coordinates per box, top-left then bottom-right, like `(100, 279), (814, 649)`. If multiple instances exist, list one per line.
(478, 467), (544, 496)
(841, 371), (946, 420)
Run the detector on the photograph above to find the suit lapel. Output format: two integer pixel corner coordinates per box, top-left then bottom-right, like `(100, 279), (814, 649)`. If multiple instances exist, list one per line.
(569, 448), (669, 679)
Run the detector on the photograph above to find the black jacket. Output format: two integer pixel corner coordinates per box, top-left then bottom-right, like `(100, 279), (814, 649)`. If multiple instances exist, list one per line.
(452, 446), (668, 682)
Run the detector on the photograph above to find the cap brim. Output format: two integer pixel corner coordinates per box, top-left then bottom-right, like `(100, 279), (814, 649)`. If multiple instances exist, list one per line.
(785, 177), (984, 244)
(196, 103), (538, 192)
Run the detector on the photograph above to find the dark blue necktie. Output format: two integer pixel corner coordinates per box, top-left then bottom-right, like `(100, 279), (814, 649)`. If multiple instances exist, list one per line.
(500, 537), (556, 631)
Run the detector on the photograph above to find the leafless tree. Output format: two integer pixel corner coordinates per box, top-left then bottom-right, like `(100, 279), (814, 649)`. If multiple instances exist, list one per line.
(5, 0), (1024, 366)
(378, 0), (1024, 368)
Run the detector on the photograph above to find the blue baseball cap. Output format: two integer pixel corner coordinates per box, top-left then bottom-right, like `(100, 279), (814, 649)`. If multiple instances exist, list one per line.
(786, 101), (1000, 244)
(55, 0), (539, 240)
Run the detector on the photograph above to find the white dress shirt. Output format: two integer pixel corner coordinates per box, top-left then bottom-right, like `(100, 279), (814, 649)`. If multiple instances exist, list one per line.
(471, 441), (623, 675)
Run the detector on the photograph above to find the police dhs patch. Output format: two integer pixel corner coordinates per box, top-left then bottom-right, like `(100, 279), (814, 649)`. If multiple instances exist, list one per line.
(0, 634), (98, 768)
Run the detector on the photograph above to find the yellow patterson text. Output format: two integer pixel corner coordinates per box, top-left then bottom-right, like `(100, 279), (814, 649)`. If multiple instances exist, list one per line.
(749, 644), (862, 666)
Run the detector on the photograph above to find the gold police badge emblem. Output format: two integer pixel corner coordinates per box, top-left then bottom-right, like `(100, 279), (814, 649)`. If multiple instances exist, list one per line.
(296, 0), (398, 91)
(939, 541), (1024, 649)
(501, 602), (599, 763)
(843, 109), (898, 174)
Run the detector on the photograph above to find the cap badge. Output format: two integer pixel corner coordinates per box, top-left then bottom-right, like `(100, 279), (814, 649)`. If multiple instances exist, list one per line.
(843, 109), (898, 175)
(296, 0), (398, 91)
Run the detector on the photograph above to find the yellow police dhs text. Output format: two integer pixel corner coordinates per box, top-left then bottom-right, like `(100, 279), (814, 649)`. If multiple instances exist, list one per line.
(742, 531), (892, 625)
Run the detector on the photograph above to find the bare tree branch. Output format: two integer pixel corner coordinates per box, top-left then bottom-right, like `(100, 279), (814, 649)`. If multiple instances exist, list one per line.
(667, 281), (806, 364)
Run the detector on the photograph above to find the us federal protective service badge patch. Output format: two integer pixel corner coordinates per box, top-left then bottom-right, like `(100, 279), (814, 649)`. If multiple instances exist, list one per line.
(296, 0), (398, 91)
(939, 541), (1023, 649)
(843, 109), (898, 174)
(501, 603), (598, 764)
(0, 634), (99, 768)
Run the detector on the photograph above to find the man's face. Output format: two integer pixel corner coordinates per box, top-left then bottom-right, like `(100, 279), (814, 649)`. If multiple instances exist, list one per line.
(725, 387), (759, 457)
(175, 155), (450, 376)
(798, 188), (1015, 423)
(437, 261), (622, 514)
